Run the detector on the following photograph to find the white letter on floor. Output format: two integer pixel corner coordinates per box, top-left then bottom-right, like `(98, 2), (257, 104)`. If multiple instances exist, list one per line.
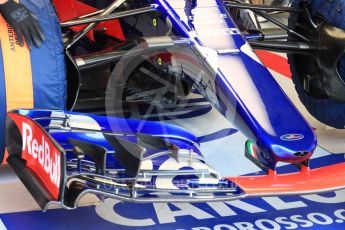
(95, 199), (155, 227)
(153, 203), (214, 224)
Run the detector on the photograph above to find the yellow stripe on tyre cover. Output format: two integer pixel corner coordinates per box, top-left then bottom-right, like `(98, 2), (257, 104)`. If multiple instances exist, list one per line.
(0, 16), (34, 111)
(0, 11), (34, 164)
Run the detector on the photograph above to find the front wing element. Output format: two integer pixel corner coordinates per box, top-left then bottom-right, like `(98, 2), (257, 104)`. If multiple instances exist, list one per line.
(6, 112), (66, 210)
(228, 162), (345, 196)
(5, 110), (345, 210)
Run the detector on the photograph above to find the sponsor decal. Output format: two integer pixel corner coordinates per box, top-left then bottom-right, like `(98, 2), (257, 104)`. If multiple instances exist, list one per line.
(93, 190), (345, 229)
(9, 114), (62, 199)
(3, 191), (345, 229)
(280, 134), (304, 141)
(6, 24), (19, 52)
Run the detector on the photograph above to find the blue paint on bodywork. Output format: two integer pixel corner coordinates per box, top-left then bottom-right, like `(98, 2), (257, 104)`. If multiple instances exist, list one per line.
(1, 0), (316, 168)
(15, 0), (317, 166)
(157, 0), (317, 165)
(16, 109), (203, 172)
(17, 109), (198, 144)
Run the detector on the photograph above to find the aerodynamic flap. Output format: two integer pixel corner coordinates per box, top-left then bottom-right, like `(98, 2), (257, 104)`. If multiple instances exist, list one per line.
(227, 161), (345, 196)
(6, 112), (66, 209)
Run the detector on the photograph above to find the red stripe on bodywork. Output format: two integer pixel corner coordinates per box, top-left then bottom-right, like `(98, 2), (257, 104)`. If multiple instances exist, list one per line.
(255, 50), (292, 79)
(52, 0), (125, 41)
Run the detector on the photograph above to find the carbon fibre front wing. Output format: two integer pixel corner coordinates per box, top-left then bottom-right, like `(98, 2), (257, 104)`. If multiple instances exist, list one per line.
(5, 109), (345, 210)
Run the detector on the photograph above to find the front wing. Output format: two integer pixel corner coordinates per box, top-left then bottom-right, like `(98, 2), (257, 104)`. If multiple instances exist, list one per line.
(5, 110), (345, 210)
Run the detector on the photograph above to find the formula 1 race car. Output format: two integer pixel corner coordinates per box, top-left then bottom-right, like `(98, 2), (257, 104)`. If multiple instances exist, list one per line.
(3, 0), (345, 210)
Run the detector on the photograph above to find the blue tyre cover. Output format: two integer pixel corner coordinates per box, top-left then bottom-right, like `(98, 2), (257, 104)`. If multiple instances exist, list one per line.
(0, 0), (66, 163)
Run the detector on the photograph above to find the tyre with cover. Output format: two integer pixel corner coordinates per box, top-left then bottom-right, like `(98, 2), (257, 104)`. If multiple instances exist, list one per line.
(288, 0), (345, 128)
(0, 0), (66, 164)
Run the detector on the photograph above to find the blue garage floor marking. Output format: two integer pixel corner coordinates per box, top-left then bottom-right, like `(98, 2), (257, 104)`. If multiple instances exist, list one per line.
(2, 193), (345, 230)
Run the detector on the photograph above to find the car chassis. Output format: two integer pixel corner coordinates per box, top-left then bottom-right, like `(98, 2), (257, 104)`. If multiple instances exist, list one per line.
(5, 0), (345, 210)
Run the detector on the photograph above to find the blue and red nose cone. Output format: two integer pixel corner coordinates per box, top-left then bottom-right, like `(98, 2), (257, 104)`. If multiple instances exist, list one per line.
(265, 136), (316, 163)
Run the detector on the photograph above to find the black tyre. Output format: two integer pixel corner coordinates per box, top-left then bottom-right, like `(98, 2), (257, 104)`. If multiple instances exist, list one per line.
(288, 0), (345, 128)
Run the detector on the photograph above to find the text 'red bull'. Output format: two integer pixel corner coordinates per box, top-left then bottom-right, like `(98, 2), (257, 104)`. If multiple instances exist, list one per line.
(21, 122), (61, 198)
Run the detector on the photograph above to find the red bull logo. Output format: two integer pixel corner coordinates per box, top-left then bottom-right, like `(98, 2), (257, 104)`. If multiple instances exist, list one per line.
(8, 113), (62, 199)
(22, 123), (61, 189)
